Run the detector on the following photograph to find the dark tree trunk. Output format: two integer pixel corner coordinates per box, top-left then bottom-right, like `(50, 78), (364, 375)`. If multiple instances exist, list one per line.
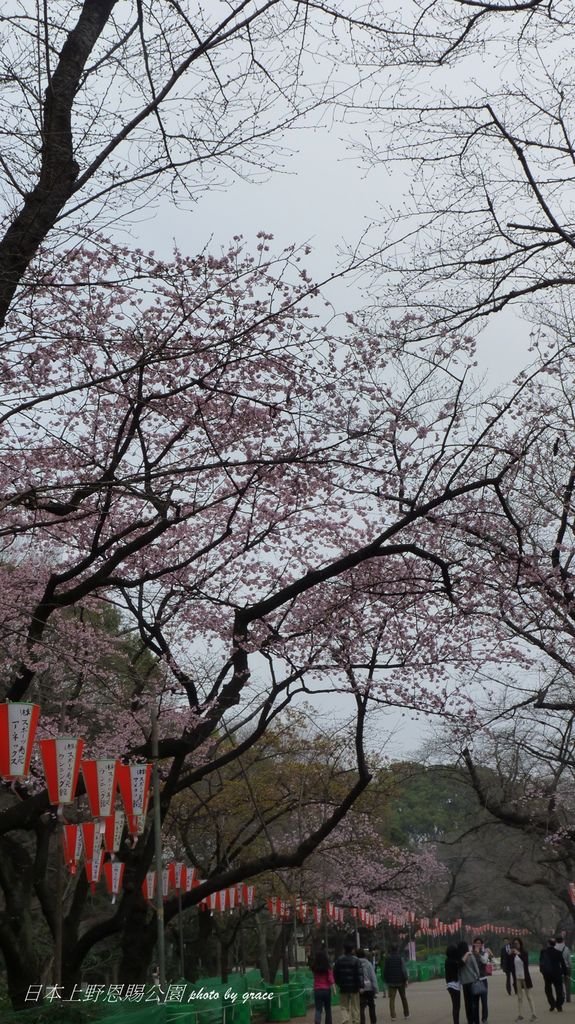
(2, 942), (43, 1010)
(118, 897), (156, 982)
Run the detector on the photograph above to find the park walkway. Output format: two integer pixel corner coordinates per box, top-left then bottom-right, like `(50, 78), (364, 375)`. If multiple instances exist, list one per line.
(304, 972), (564, 1024)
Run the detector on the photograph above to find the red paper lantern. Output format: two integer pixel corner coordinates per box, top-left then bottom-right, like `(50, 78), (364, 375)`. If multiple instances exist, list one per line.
(81, 759), (119, 820)
(81, 821), (102, 863)
(39, 737), (84, 808)
(102, 811), (125, 854)
(103, 860), (125, 902)
(236, 883), (255, 907)
(172, 861), (184, 891)
(82, 822), (104, 893)
(0, 702), (40, 780)
(117, 763), (152, 836)
(162, 866), (172, 900)
(128, 812), (147, 838)
(184, 866), (198, 892)
(201, 890), (221, 911)
(85, 848), (104, 892)
(62, 824), (83, 875)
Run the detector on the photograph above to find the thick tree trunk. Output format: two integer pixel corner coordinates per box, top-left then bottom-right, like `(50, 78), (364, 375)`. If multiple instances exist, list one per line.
(1, 938), (42, 1010)
(118, 898), (156, 982)
(256, 915), (271, 982)
(0, 835), (43, 1008)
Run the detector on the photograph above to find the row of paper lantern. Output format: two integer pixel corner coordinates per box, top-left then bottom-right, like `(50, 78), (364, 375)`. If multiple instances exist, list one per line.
(266, 900), (377, 928)
(0, 702), (151, 835)
(64, 822), (201, 901)
(1, 704), (261, 913)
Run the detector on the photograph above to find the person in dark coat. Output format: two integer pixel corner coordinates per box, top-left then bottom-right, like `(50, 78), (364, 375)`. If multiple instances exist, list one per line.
(510, 938), (536, 1021)
(334, 939), (363, 1024)
(445, 944), (463, 1024)
(382, 944), (409, 1020)
(555, 935), (571, 1005)
(540, 938), (567, 1012)
(501, 938), (516, 996)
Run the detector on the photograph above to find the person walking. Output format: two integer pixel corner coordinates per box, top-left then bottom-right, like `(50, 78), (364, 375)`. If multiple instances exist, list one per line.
(334, 940), (363, 1024)
(555, 935), (571, 1005)
(472, 936), (493, 1023)
(501, 938), (516, 996)
(356, 948), (378, 1024)
(445, 944), (462, 1024)
(510, 938), (537, 1022)
(382, 944), (410, 1020)
(539, 938), (567, 1012)
(311, 949), (335, 1024)
(458, 940), (482, 1024)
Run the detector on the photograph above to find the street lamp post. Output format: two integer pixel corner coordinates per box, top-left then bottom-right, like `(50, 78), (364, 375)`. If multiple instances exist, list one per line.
(151, 707), (167, 989)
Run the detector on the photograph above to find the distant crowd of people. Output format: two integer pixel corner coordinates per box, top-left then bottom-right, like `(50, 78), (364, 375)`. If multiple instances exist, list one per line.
(309, 931), (573, 1024)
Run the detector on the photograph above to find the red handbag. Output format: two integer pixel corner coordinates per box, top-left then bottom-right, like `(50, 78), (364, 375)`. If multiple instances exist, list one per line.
(485, 964), (493, 976)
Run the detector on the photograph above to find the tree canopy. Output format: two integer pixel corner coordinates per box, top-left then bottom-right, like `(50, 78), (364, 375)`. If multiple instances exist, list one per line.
(3, 0), (575, 1009)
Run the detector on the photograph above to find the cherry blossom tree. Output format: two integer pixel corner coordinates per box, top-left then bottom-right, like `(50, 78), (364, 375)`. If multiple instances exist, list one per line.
(0, 232), (549, 1004)
(163, 711), (444, 980)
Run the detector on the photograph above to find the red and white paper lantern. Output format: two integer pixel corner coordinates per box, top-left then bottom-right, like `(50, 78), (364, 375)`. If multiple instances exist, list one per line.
(162, 867), (172, 900)
(81, 759), (119, 824)
(81, 821), (103, 863)
(103, 860), (125, 903)
(202, 891), (219, 912)
(184, 866), (198, 892)
(295, 898), (308, 922)
(39, 736), (84, 809)
(62, 824), (83, 875)
(0, 702), (40, 780)
(81, 820), (104, 893)
(236, 884), (255, 907)
(85, 848), (104, 892)
(142, 871), (156, 902)
(267, 897), (282, 918)
(172, 861), (184, 892)
(117, 763), (152, 836)
(102, 811), (125, 854)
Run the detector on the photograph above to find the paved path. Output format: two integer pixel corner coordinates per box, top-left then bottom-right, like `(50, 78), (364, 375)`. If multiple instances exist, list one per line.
(304, 972), (571, 1024)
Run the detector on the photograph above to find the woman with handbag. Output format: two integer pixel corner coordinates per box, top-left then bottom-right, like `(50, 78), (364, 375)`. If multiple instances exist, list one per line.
(457, 941), (483, 1024)
(472, 936), (494, 1023)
